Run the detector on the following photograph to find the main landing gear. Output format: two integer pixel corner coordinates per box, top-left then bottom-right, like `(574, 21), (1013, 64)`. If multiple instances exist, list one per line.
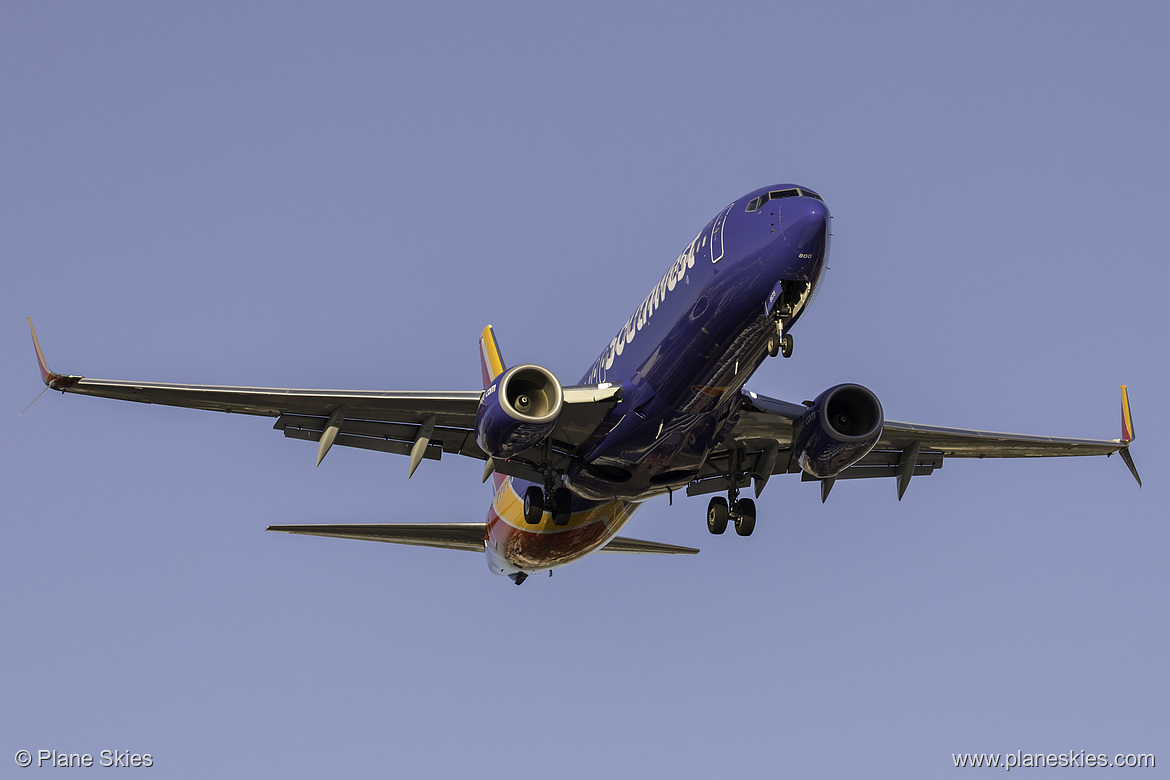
(522, 485), (572, 526)
(520, 441), (572, 527)
(707, 489), (756, 537)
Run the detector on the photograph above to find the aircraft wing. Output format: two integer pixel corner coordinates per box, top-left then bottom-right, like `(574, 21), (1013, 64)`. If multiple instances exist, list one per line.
(28, 319), (620, 473)
(690, 387), (1140, 501)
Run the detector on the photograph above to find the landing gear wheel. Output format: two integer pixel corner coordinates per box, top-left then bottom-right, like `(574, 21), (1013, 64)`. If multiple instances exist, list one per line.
(780, 333), (793, 358)
(767, 320), (783, 358)
(707, 496), (729, 535)
(733, 498), (756, 536)
(522, 486), (544, 525)
(552, 487), (572, 526)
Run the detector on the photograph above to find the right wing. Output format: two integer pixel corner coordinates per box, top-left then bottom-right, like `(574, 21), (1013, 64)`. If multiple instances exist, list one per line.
(28, 318), (620, 475)
(690, 386), (1140, 501)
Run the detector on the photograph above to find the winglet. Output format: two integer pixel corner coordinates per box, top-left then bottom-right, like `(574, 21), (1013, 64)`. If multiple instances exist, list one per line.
(1120, 385), (1135, 443)
(479, 325), (506, 390)
(1118, 447), (1142, 488)
(1115, 386), (1140, 487)
(27, 317), (78, 390)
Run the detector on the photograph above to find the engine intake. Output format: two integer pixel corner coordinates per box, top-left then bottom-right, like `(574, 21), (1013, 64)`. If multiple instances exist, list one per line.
(793, 383), (884, 479)
(475, 364), (564, 460)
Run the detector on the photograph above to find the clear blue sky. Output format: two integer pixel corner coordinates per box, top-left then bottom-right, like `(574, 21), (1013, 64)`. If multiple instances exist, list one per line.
(3, 3), (1165, 777)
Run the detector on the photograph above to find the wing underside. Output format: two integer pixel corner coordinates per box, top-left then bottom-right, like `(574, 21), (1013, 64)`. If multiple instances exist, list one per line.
(27, 319), (1138, 505)
(29, 321), (693, 561)
(689, 389), (1140, 500)
(27, 319), (620, 476)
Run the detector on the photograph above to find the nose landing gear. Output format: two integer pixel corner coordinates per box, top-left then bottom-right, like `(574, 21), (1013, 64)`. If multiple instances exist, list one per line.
(766, 321), (794, 358)
(767, 280), (806, 358)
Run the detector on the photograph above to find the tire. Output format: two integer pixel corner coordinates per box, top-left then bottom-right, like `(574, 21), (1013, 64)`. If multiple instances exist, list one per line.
(734, 498), (756, 536)
(552, 487), (572, 526)
(523, 486), (544, 525)
(767, 321), (783, 358)
(707, 496), (729, 535)
(780, 334), (793, 358)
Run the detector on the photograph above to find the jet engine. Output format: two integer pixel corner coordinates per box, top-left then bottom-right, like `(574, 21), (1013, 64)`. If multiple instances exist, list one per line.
(793, 383), (884, 478)
(475, 364), (564, 460)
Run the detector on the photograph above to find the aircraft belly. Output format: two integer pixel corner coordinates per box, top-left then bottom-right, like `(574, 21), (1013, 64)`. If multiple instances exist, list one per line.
(484, 479), (639, 571)
(569, 267), (784, 500)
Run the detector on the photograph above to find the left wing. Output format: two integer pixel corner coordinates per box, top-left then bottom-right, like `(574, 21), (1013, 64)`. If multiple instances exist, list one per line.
(689, 387), (1140, 501)
(28, 318), (619, 475)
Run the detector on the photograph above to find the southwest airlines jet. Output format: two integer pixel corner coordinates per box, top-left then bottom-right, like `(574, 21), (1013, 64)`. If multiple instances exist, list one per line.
(28, 184), (1140, 584)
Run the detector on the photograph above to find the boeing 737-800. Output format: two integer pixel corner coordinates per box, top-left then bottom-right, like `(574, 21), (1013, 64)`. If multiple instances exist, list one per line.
(28, 184), (1140, 584)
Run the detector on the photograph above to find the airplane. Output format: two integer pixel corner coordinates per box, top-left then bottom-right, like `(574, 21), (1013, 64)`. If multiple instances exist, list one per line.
(27, 184), (1141, 585)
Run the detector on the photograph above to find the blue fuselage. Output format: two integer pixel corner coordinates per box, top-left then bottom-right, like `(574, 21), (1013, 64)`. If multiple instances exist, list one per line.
(565, 185), (830, 500)
(485, 184), (830, 577)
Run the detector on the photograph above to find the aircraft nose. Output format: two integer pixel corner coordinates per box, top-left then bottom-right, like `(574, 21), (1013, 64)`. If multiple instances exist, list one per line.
(777, 197), (829, 281)
(780, 198), (829, 256)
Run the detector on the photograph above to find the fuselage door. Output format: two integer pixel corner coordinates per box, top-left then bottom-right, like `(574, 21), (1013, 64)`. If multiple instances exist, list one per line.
(709, 203), (734, 264)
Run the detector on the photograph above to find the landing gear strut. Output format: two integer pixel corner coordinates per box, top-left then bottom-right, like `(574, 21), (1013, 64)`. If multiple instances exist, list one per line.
(767, 282), (805, 359)
(522, 440), (572, 526)
(705, 448), (759, 536)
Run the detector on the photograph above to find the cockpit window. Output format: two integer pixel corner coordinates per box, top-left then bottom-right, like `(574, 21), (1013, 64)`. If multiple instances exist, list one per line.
(745, 188), (820, 211)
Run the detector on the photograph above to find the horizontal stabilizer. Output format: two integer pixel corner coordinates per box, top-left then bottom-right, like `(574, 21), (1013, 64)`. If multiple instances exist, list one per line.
(266, 523), (485, 552)
(599, 536), (699, 555)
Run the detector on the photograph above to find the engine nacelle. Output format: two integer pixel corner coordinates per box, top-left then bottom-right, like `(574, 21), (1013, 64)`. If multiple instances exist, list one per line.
(475, 364), (564, 460)
(793, 383), (884, 479)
